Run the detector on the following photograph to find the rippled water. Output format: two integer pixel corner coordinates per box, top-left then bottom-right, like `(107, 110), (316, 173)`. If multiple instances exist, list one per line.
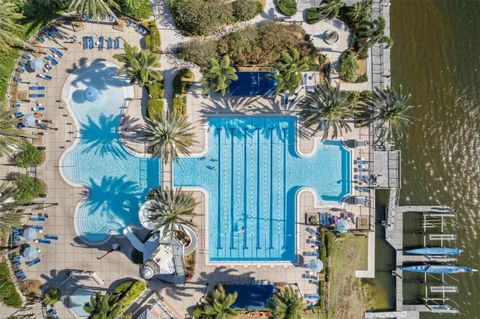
(391, 1), (480, 317)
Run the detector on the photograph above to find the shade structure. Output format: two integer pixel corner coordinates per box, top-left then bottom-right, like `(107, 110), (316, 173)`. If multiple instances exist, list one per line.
(84, 86), (99, 102)
(23, 227), (38, 241)
(30, 58), (44, 71)
(306, 258), (324, 273)
(23, 246), (38, 260)
(336, 219), (349, 233)
(23, 113), (37, 127)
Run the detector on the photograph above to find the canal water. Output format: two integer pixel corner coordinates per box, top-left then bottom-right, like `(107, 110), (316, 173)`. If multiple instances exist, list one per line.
(391, 1), (480, 318)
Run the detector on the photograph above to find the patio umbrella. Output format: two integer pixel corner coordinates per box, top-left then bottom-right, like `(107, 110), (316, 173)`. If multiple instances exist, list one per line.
(84, 86), (99, 102)
(23, 246), (38, 260)
(306, 258), (324, 273)
(23, 227), (38, 241)
(336, 219), (349, 233)
(29, 58), (44, 71)
(23, 113), (37, 127)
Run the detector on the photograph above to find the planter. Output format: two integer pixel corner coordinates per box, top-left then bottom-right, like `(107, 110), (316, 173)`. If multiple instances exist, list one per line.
(324, 30), (339, 45)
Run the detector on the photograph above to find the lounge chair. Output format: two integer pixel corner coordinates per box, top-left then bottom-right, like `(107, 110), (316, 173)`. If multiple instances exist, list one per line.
(38, 73), (53, 80)
(83, 36), (88, 49)
(32, 106), (45, 112)
(50, 47), (64, 58)
(12, 255), (21, 262)
(30, 216), (47, 222)
(307, 239), (321, 246)
(356, 186), (369, 193)
(107, 37), (113, 49)
(319, 213), (326, 225)
(37, 34), (46, 43)
(24, 54), (32, 61)
(306, 227), (321, 237)
(47, 55), (59, 65)
(17, 67), (26, 73)
(15, 111), (23, 118)
(89, 36), (94, 49)
(15, 270), (24, 277)
(30, 86), (45, 91)
(19, 61), (29, 68)
(18, 275), (27, 282)
(13, 236), (21, 243)
(30, 93), (45, 98)
(304, 294), (320, 300)
(98, 36), (104, 51)
(114, 37), (120, 49)
(45, 30), (54, 39)
(12, 103), (21, 108)
(283, 93), (289, 106)
(26, 258), (42, 267)
(16, 123), (25, 129)
(44, 235), (59, 240)
(32, 225), (44, 231)
(36, 239), (51, 245)
(14, 77), (22, 82)
(13, 261), (21, 268)
(303, 251), (319, 257)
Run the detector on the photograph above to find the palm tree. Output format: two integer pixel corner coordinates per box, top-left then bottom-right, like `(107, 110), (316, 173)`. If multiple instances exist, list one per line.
(0, 183), (23, 238)
(298, 84), (355, 140)
(272, 49), (311, 94)
(193, 285), (239, 319)
(0, 108), (27, 157)
(347, 0), (372, 23)
(0, 0), (23, 49)
(114, 43), (162, 86)
(354, 17), (393, 55)
(84, 292), (125, 319)
(69, 0), (120, 20)
(144, 111), (195, 164)
(316, 0), (344, 20)
(146, 188), (198, 236)
(360, 86), (416, 143)
(201, 55), (238, 96)
(269, 286), (304, 319)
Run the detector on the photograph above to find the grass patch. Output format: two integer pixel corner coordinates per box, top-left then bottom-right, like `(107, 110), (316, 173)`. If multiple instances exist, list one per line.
(0, 264), (22, 308)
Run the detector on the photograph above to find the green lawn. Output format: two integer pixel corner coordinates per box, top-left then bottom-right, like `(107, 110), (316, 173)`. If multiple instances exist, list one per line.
(0, 263), (22, 308)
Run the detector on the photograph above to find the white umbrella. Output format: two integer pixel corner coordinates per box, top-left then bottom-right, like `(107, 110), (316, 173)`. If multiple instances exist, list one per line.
(30, 58), (44, 71)
(306, 258), (324, 273)
(23, 246), (38, 260)
(23, 113), (37, 127)
(23, 227), (38, 241)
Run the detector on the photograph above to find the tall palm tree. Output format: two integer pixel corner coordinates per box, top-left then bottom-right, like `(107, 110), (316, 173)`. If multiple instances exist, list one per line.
(0, 108), (26, 157)
(69, 0), (120, 20)
(0, 0), (23, 49)
(354, 17), (393, 55)
(347, 0), (372, 23)
(0, 183), (22, 238)
(193, 285), (240, 319)
(298, 84), (355, 140)
(114, 43), (162, 86)
(272, 49), (311, 94)
(146, 188), (198, 236)
(144, 111), (195, 164)
(84, 292), (126, 319)
(201, 55), (238, 96)
(269, 286), (304, 319)
(360, 86), (416, 143)
(316, 0), (344, 20)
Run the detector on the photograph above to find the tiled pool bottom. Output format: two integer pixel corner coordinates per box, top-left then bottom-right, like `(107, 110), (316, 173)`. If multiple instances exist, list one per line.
(174, 117), (351, 262)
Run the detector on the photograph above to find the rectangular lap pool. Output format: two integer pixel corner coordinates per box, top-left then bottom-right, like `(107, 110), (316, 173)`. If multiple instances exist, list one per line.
(228, 71), (277, 96)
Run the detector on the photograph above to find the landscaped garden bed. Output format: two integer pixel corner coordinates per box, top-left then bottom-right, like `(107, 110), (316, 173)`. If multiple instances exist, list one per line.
(173, 69), (195, 115)
(0, 264), (22, 308)
(274, 0), (297, 16)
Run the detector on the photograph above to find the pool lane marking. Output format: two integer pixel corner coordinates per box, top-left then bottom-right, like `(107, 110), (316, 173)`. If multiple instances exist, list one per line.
(216, 128), (222, 250)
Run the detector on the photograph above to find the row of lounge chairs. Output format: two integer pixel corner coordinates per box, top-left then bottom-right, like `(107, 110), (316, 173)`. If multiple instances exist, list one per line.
(83, 36), (121, 50)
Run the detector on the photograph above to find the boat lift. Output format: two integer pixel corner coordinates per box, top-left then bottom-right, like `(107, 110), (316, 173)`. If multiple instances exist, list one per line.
(422, 272), (460, 314)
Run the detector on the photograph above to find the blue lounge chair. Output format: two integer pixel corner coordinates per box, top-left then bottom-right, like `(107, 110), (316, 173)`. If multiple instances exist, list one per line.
(18, 275), (27, 282)
(82, 13), (89, 21)
(306, 227), (321, 237)
(15, 270), (24, 277)
(14, 77), (22, 82)
(283, 93), (289, 106)
(19, 61), (28, 67)
(45, 31), (54, 39)
(89, 37), (94, 49)
(98, 36), (104, 51)
(50, 47), (64, 58)
(127, 20), (132, 27)
(307, 239), (321, 245)
(47, 55), (59, 66)
(26, 258), (42, 267)
(107, 37), (113, 49)
(17, 67), (26, 73)
(303, 251), (319, 257)
(12, 103), (21, 108)
(13, 236), (21, 243)
(38, 73), (53, 80)
(37, 34), (46, 43)
(13, 261), (21, 267)
(36, 239), (51, 245)
(12, 255), (21, 262)
(32, 106), (45, 112)
(44, 235), (59, 240)
(30, 93), (45, 98)
(83, 37), (88, 49)
(31, 86), (45, 91)
(32, 225), (44, 231)
(15, 111), (23, 118)
(30, 216), (47, 222)
(114, 37), (120, 49)
(319, 213), (326, 225)
(304, 294), (320, 300)
(24, 54), (32, 61)
(17, 123), (25, 129)
(48, 309), (57, 315)
(327, 213), (334, 225)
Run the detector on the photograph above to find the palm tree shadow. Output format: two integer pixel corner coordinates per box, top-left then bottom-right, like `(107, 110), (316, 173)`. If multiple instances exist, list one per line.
(70, 59), (130, 91)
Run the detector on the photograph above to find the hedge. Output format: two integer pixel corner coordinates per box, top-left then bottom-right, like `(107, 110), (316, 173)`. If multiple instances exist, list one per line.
(0, 264), (22, 308)
(15, 143), (43, 168)
(172, 69), (195, 115)
(111, 280), (146, 313)
(339, 50), (359, 82)
(14, 174), (44, 204)
(142, 21), (161, 53)
(146, 80), (164, 99)
(232, 0), (263, 21)
(274, 0), (297, 16)
(306, 7), (321, 24)
(146, 79), (164, 120)
(118, 0), (152, 20)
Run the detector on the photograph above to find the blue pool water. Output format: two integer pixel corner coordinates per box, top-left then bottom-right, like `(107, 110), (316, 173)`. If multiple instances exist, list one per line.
(174, 117), (351, 262)
(228, 71), (277, 96)
(61, 63), (351, 260)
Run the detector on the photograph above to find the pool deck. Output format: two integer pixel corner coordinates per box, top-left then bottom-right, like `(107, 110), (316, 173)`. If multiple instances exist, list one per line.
(1, 4), (374, 318)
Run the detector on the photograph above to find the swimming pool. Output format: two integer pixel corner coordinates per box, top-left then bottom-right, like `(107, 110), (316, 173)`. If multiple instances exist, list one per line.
(228, 71), (277, 96)
(174, 117), (351, 262)
(60, 61), (161, 244)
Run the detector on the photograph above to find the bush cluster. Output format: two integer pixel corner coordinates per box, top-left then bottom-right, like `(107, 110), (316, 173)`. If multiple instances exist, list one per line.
(339, 50), (359, 82)
(305, 7), (322, 24)
(274, 0), (297, 16)
(0, 264), (22, 308)
(180, 22), (315, 68)
(142, 21), (161, 53)
(117, 0), (152, 20)
(111, 280), (147, 313)
(146, 80), (164, 120)
(14, 174), (45, 204)
(15, 143), (43, 168)
(167, 0), (263, 36)
(172, 69), (195, 115)
(44, 288), (61, 305)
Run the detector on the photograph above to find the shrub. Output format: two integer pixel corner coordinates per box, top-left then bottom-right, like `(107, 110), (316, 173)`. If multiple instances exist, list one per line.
(184, 251), (196, 281)
(111, 280), (146, 313)
(0, 264), (22, 308)
(339, 50), (359, 82)
(118, 0), (152, 20)
(305, 7), (321, 24)
(232, 0), (263, 21)
(274, 0), (297, 16)
(172, 69), (195, 115)
(147, 99), (163, 120)
(146, 80), (164, 99)
(178, 40), (219, 69)
(14, 174), (45, 204)
(356, 72), (368, 83)
(15, 143), (43, 168)
(43, 288), (61, 305)
(142, 21), (161, 53)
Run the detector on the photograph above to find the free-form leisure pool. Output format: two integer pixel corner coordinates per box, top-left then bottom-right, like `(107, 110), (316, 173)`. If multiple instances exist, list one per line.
(61, 63), (351, 262)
